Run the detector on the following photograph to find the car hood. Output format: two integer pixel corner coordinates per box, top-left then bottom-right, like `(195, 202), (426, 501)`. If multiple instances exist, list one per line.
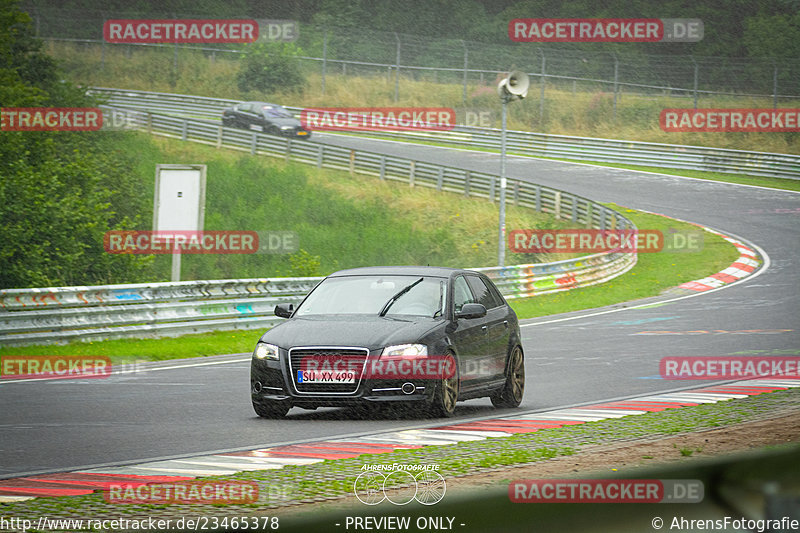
(260, 315), (440, 351)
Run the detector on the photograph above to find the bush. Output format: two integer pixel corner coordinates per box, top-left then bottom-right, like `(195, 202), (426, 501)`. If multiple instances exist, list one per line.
(236, 42), (306, 95)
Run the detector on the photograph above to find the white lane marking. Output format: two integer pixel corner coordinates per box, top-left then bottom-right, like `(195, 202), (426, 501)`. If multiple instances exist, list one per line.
(0, 495), (35, 502)
(0, 357), (250, 384)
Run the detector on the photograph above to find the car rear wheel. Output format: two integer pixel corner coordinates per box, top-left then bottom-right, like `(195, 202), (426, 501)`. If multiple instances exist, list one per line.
(253, 400), (290, 418)
(490, 345), (525, 408)
(428, 353), (459, 418)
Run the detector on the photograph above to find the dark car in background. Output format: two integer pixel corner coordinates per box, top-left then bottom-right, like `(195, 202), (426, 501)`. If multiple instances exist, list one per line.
(222, 101), (311, 138)
(250, 266), (525, 419)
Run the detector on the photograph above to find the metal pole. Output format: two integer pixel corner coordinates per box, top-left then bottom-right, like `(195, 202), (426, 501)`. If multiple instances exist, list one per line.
(321, 28), (327, 95)
(539, 49), (545, 123)
(773, 65), (778, 109)
(394, 32), (401, 103)
(498, 98), (508, 267)
(462, 40), (468, 105)
(692, 57), (698, 109)
(171, 249), (181, 282)
(613, 54), (619, 120)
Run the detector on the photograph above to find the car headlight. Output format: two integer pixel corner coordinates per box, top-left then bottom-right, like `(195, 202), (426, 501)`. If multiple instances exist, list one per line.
(280, 125), (293, 130)
(381, 343), (428, 357)
(254, 342), (280, 360)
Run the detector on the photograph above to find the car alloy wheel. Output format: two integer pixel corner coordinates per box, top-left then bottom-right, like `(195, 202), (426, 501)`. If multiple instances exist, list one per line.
(429, 352), (459, 418)
(490, 345), (525, 408)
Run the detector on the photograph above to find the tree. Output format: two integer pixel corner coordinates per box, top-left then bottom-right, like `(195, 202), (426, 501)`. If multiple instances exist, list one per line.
(236, 41), (306, 95)
(0, 0), (153, 288)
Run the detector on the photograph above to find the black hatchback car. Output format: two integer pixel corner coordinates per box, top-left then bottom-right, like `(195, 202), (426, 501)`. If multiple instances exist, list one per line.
(250, 266), (525, 418)
(221, 101), (311, 138)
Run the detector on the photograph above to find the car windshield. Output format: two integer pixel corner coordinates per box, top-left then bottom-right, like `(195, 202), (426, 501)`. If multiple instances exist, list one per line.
(262, 105), (293, 118)
(295, 275), (447, 317)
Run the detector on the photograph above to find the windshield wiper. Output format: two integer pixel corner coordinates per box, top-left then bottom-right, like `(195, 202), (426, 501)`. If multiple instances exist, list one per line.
(379, 277), (424, 317)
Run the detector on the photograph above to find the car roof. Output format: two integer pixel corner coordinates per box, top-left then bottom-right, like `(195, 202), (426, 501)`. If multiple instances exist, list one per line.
(327, 266), (474, 279)
(245, 101), (284, 108)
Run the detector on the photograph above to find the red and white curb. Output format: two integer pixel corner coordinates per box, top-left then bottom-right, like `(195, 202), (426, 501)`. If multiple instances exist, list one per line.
(2, 378), (798, 503)
(678, 227), (760, 292)
(634, 210), (763, 293)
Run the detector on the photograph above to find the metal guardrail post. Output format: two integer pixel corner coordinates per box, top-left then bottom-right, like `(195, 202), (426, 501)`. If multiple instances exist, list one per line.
(464, 171), (471, 197)
(379, 155), (386, 180)
(554, 191), (562, 219)
(409, 161), (415, 187)
(436, 167), (443, 190)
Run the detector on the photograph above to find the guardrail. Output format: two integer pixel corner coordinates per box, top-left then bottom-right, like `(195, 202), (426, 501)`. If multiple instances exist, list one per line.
(90, 87), (800, 180)
(0, 92), (637, 346)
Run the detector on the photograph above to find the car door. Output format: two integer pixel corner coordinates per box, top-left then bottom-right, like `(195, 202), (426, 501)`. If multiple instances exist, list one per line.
(244, 103), (265, 132)
(465, 275), (509, 385)
(232, 103), (250, 128)
(449, 274), (491, 392)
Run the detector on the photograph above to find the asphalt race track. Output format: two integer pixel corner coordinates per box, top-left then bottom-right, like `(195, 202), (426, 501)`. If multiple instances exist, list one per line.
(1, 131), (798, 478)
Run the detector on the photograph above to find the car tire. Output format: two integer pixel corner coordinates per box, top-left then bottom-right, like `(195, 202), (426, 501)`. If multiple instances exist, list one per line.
(490, 345), (525, 408)
(268, 125), (280, 136)
(252, 400), (290, 418)
(428, 352), (459, 418)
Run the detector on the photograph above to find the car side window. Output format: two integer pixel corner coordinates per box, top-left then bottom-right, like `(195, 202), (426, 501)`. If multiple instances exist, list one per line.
(465, 275), (503, 309)
(452, 276), (475, 313)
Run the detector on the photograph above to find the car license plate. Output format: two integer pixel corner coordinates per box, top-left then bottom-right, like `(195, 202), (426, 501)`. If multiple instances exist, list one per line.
(297, 370), (356, 384)
(297, 131), (308, 135)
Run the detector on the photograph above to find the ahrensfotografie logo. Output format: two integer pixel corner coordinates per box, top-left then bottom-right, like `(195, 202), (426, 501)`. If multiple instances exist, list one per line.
(354, 464), (445, 505)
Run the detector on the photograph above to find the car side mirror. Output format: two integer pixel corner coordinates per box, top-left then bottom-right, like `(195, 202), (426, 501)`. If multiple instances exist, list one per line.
(455, 302), (486, 319)
(274, 303), (294, 318)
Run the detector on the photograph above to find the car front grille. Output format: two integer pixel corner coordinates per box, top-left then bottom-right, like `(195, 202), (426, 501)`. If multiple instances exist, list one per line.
(288, 347), (370, 395)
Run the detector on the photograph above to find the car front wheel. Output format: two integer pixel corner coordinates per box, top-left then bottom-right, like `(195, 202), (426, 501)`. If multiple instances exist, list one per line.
(428, 352), (459, 418)
(490, 345), (525, 408)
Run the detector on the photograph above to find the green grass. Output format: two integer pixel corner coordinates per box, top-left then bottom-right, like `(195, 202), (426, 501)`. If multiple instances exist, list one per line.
(0, 330), (256, 363)
(508, 203), (742, 318)
(117, 133), (578, 281)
